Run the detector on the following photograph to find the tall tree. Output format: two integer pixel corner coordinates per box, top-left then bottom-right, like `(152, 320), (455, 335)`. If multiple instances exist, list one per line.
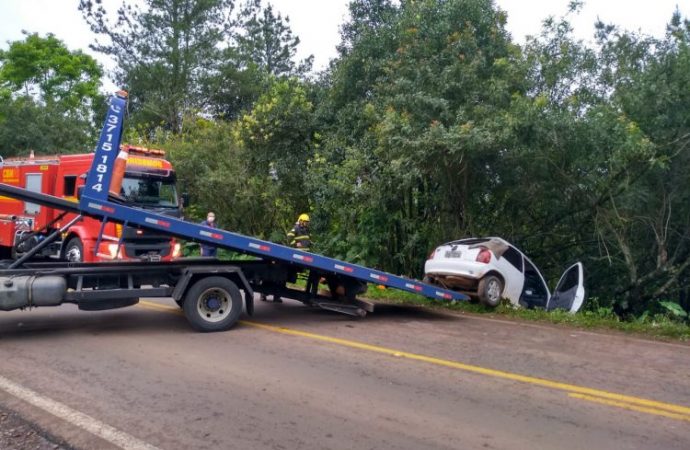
(236, 0), (312, 76)
(79, 0), (234, 132)
(313, 0), (521, 273)
(206, 0), (313, 120)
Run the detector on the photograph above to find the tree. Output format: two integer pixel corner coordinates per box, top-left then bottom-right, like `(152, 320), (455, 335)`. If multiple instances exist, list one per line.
(79, 0), (234, 132)
(0, 32), (101, 109)
(0, 33), (103, 154)
(0, 97), (99, 156)
(236, 0), (312, 77)
(204, 53), (268, 120)
(586, 11), (690, 313)
(206, 0), (313, 120)
(494, 5), (690, 315)
(338, 0), (397, 55)
(234, 77), (315, 224)
(312, 0), (521, 274)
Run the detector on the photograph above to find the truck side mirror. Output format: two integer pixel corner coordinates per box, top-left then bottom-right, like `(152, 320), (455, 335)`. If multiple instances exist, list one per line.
(181, 192), (190, 207)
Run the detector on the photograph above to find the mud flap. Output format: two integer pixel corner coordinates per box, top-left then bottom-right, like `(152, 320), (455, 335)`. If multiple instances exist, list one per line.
(245, 291), (254, 316)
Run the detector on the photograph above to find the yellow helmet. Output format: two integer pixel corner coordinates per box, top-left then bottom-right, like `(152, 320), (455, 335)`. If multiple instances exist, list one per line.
(298, 213), (310, 222)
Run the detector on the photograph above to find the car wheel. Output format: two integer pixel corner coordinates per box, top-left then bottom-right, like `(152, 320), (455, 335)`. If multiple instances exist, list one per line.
(478, 274), (503, 308)
(63, 237), (84, 262)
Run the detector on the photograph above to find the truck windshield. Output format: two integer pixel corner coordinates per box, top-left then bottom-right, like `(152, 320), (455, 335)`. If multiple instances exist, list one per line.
(121, 175), (178, 208)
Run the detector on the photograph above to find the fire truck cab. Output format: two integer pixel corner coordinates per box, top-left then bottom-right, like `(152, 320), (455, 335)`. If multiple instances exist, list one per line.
(0, 146), (182, 262)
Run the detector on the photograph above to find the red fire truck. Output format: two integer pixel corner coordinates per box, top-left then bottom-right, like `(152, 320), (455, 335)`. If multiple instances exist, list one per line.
(0, 146), (182, 262)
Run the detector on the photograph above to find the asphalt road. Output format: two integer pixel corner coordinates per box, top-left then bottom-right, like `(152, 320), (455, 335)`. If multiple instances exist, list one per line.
(0, 297), (689, 450)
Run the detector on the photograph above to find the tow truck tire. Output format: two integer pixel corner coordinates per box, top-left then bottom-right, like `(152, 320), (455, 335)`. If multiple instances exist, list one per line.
(478, 274), (503, 308)
(183, 276), (243, 332)
(63, 237), (84, 262)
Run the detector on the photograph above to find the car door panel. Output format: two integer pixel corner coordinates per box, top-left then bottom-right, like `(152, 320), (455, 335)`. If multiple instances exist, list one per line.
(546, 262), (585, 312)
(497, 247), (524, 305)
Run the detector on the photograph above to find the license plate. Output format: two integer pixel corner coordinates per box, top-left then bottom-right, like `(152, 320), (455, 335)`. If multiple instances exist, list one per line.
(445, 251), (462, 258)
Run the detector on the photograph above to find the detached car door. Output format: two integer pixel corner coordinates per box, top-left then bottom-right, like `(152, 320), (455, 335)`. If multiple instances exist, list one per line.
(546, 262), (585, 313)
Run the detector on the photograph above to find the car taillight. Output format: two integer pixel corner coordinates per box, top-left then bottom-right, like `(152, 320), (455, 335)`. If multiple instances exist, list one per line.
(476, 247), (491, 264)
(115, 223), (123, 238)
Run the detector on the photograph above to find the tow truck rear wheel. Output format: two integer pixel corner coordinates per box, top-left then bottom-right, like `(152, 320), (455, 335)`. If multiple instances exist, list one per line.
(63, 237), (83, 262)
(183, 276), (243, 332)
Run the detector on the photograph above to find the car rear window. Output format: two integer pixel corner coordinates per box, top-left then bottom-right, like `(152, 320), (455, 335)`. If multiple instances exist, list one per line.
(503, 246), (523, 271)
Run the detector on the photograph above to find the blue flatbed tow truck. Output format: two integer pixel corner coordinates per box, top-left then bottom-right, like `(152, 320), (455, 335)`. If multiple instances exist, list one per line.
(0, 92), (468, 332)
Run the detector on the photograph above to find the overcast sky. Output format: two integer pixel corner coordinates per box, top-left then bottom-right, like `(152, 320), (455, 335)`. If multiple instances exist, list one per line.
(0, 0), (687, 90)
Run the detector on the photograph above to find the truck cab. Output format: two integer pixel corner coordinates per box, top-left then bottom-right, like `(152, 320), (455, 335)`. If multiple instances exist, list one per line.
(0, 145), (182, 262)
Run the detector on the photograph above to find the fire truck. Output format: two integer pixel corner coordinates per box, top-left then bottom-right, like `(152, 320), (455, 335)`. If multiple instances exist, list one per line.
(0, 146), (181, 262)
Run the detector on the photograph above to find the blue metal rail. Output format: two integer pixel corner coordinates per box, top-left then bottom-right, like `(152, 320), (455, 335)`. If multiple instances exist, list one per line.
(79, 93), (469, 302)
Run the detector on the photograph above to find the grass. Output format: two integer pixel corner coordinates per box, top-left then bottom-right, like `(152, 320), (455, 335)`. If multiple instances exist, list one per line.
(362, 285), (690, 342)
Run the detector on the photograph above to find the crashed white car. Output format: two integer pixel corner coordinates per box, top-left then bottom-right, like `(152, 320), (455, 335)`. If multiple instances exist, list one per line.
(424, 237), (585, 311)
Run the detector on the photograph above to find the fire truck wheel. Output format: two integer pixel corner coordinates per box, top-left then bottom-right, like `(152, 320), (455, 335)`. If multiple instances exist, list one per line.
(183, 276), (243, 332)
(63, 237), (84, 263)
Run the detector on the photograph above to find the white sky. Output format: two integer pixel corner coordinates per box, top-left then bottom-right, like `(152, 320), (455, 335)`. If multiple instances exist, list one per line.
(0, 0), (687, 91)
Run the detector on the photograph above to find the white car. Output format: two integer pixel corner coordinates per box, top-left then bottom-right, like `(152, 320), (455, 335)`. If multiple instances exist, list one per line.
(424, 237), (585, 312)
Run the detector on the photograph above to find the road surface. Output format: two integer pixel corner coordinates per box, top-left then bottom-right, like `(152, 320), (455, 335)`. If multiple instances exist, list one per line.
(0, 297), (689, 449)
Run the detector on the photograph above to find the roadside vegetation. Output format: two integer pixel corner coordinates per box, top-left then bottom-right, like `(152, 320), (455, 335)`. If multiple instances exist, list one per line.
(2, 0), (690, 324)
(363, 286), (690, 341)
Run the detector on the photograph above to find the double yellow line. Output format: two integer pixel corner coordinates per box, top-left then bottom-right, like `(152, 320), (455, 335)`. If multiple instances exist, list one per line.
(138, 300), (690, 423)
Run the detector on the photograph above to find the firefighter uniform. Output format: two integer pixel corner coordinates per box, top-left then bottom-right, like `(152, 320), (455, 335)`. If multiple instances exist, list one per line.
(262, 214), (312, 303)
(287, 221), (311, 250)
(288, 214), (320, 296)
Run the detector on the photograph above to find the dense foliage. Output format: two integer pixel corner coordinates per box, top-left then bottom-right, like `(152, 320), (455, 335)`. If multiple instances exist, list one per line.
(0, 33), (103, 154)
(2, 0), (689, 318)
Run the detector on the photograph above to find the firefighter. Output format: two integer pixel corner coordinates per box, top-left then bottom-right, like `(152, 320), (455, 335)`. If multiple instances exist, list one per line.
(262, 213), (313, 303)
(287, 213), (311, 250)
(289, 213), (320, 297)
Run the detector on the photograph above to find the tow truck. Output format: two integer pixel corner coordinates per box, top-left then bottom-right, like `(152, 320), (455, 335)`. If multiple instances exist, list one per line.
(0, 92), (469, 332)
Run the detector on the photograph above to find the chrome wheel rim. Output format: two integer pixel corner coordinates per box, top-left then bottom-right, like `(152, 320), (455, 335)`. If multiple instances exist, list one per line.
(487, 279), (501, 302)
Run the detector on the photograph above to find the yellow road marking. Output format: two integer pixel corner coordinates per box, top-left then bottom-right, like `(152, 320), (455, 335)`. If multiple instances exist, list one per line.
(138, 301), (183, 315)
(569, 393), (690, 423)
(138, 300), (690, 421)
